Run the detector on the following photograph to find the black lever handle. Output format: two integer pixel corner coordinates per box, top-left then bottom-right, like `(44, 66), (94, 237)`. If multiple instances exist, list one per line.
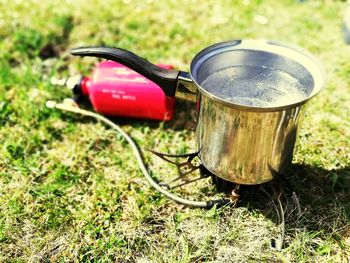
(70, 46), (180, 97)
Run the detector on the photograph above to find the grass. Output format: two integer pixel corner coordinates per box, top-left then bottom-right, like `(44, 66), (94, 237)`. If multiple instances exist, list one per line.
(0, 0), (349, 262)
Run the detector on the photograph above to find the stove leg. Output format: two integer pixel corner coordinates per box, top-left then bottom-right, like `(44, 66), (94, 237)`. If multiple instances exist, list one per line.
(230, 184), (240, 205)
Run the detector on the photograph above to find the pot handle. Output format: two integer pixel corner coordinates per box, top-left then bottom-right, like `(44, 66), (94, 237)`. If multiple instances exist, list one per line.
(70, 46), (180, 97)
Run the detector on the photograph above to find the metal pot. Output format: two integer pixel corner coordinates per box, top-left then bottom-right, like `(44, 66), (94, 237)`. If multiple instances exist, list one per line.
(71, 39), (325, 185)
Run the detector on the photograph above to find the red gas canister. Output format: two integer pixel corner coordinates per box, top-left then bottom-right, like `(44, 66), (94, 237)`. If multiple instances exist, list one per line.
(59, 61), (175, 121)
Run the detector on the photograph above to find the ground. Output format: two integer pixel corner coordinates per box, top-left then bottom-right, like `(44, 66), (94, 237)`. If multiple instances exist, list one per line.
(0, 0), (349, 262)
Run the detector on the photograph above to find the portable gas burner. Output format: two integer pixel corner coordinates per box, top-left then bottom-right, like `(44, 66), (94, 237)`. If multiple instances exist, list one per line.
(145, 149), (302, 249)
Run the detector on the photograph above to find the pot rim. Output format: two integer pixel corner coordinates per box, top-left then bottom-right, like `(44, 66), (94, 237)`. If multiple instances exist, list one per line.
(189, 39), (326, 112)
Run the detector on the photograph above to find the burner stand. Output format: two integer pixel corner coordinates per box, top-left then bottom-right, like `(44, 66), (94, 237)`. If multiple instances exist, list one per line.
(148, 149), (302, 250)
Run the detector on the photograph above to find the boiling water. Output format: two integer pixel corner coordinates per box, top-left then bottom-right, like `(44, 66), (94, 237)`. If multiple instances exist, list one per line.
(201, 65), (309, 107)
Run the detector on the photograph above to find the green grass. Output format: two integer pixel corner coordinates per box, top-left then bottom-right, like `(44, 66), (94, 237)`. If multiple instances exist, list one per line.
(0, 0), (349, 262)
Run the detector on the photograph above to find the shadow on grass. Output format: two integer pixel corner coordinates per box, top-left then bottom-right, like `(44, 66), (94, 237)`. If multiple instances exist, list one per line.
(288, 164), (349, 236)
(237, 163), (350, 249)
